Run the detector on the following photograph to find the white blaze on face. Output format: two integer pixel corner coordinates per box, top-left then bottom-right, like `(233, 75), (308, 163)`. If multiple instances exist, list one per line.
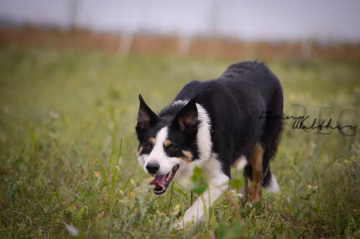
(140, 126), (183, 175)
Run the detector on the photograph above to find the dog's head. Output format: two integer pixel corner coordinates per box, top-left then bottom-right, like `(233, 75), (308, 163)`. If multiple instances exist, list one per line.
(135, 95), (200, 195)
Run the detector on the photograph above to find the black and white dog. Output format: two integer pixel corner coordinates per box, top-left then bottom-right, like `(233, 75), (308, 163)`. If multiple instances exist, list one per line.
(136, 61), (283, 227)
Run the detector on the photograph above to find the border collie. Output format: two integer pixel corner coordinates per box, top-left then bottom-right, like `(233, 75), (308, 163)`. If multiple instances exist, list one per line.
(136, 61), (283, 227)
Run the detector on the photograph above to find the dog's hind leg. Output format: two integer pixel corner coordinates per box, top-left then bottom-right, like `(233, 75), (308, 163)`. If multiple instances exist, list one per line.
(249, 142), (264, 203)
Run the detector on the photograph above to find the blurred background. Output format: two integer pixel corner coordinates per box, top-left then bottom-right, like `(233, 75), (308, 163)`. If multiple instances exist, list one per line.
(1, 0), (360, 60)
(1, 1), (360, 238)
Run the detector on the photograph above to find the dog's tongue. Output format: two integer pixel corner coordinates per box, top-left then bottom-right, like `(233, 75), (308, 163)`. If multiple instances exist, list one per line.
(150, 175), (166, 188)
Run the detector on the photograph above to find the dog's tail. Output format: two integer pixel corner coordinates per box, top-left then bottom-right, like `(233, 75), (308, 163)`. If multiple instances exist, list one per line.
(263, 168), (280, 192)
(244, 165), (280, 192)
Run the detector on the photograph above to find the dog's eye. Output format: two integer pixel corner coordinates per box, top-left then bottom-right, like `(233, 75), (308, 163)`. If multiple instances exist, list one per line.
(146, 144), (152, 150)
(169, 145), (175, 150)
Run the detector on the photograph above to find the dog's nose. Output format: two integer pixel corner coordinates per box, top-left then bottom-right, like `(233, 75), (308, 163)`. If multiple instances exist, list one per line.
(146, 161), (160, 174)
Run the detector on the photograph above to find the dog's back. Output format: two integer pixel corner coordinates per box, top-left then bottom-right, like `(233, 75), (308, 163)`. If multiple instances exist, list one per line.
(172, 61), (283, 189)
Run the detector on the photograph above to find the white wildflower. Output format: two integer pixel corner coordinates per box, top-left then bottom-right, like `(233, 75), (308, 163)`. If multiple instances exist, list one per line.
(65, 224), (79, 237)
(49, 110), (60, 119)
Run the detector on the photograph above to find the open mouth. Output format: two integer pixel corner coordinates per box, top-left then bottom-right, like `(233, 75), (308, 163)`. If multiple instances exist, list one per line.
(149, 164), (179, 195)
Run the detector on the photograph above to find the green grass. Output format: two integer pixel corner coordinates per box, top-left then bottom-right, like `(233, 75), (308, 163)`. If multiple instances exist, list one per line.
(0, 47), (360, 238)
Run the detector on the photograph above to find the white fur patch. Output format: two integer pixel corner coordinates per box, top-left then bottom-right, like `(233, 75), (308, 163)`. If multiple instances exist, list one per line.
(172, 103), (213, 188)
(145, 127), (170, 175)
(195, 103), (212, 161)
(266, 174), (280, 192)
(234, 156), (247, 170)
(172, 100), (189, 106)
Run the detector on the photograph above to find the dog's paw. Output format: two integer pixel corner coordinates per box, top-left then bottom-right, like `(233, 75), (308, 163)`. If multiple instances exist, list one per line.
(249, 186), (261, 203)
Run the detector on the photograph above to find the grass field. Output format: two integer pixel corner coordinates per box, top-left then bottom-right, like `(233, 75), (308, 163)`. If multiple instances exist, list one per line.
(0, 47), (360, 238)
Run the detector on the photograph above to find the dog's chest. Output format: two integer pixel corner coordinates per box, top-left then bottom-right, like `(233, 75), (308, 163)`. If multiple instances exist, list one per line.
(174, 163), (194, 188)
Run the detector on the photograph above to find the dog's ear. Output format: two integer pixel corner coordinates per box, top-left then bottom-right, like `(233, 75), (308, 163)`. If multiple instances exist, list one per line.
(136, 94), (158, 137)
(173, 99), (198, 134)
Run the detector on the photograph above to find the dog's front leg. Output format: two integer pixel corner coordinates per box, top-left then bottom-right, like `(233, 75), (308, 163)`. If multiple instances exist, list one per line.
(176, 176), (229, 228)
